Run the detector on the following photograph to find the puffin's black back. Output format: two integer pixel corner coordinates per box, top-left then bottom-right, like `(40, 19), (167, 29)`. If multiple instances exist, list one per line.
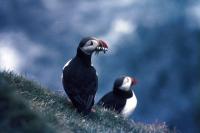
(98, 92), (126, 113)
(62, 49), (98, 114)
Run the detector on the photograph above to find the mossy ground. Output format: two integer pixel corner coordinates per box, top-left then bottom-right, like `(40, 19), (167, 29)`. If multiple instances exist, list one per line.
(0, 71), (173, 133)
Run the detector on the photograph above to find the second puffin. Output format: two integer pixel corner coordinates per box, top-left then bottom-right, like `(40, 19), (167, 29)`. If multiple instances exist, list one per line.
(98, 76), (137, 118)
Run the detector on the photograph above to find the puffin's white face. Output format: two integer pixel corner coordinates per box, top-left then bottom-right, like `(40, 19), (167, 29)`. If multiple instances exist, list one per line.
(119, 77), (133, 91)
(80, 39), (108, 55)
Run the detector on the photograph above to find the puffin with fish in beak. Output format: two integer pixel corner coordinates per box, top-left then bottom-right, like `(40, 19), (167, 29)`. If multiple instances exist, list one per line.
(62, 37), (108, 115)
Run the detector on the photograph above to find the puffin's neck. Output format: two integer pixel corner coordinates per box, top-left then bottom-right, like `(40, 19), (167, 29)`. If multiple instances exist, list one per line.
(76, 48), (92, 66)
(113, 87), (133, 99)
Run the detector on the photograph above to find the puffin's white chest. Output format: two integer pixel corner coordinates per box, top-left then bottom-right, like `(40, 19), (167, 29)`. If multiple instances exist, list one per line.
(121, 92), (137, 118)
(63, 59), (72, 70)
(61, 59), (72, 79)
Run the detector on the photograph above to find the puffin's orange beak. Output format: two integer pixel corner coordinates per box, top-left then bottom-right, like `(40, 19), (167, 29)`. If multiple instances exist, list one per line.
(131, 77), (138, 86)
(98, 40), (108, 49)
(95, 39), (108, 54)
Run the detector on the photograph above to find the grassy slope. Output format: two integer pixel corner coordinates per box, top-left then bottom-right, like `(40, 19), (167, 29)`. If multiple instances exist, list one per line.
(0, 72), (55, 133)
(0, 71), (172, 133)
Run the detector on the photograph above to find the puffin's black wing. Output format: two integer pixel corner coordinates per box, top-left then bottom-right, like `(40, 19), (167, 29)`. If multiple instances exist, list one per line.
(62, 58), (98, 114)
(97, 92), (126, 113)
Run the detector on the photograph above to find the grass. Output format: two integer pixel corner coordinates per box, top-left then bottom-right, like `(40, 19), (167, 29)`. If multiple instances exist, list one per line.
(0, 71), (172, 133)
(0, 72), (54, 133)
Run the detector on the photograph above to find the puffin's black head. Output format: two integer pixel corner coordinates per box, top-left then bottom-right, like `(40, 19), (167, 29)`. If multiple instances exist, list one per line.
(78, 37), (108, 55)
(114, 76), (137, 91)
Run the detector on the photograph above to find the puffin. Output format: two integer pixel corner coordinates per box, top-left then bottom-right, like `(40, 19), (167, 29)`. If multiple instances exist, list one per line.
(62, 37), (108, 115)
(98, 76), (137, 118)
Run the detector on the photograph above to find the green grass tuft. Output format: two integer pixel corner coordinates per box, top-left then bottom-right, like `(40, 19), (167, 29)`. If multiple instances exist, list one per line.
(0, 71), (173, 133)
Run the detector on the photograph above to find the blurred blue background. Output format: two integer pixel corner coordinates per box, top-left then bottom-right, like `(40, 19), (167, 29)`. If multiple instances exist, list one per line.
(0, 0), (199, 132)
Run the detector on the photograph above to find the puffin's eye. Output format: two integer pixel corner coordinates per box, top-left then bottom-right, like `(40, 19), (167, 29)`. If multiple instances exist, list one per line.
(90, 41), (93, 46)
